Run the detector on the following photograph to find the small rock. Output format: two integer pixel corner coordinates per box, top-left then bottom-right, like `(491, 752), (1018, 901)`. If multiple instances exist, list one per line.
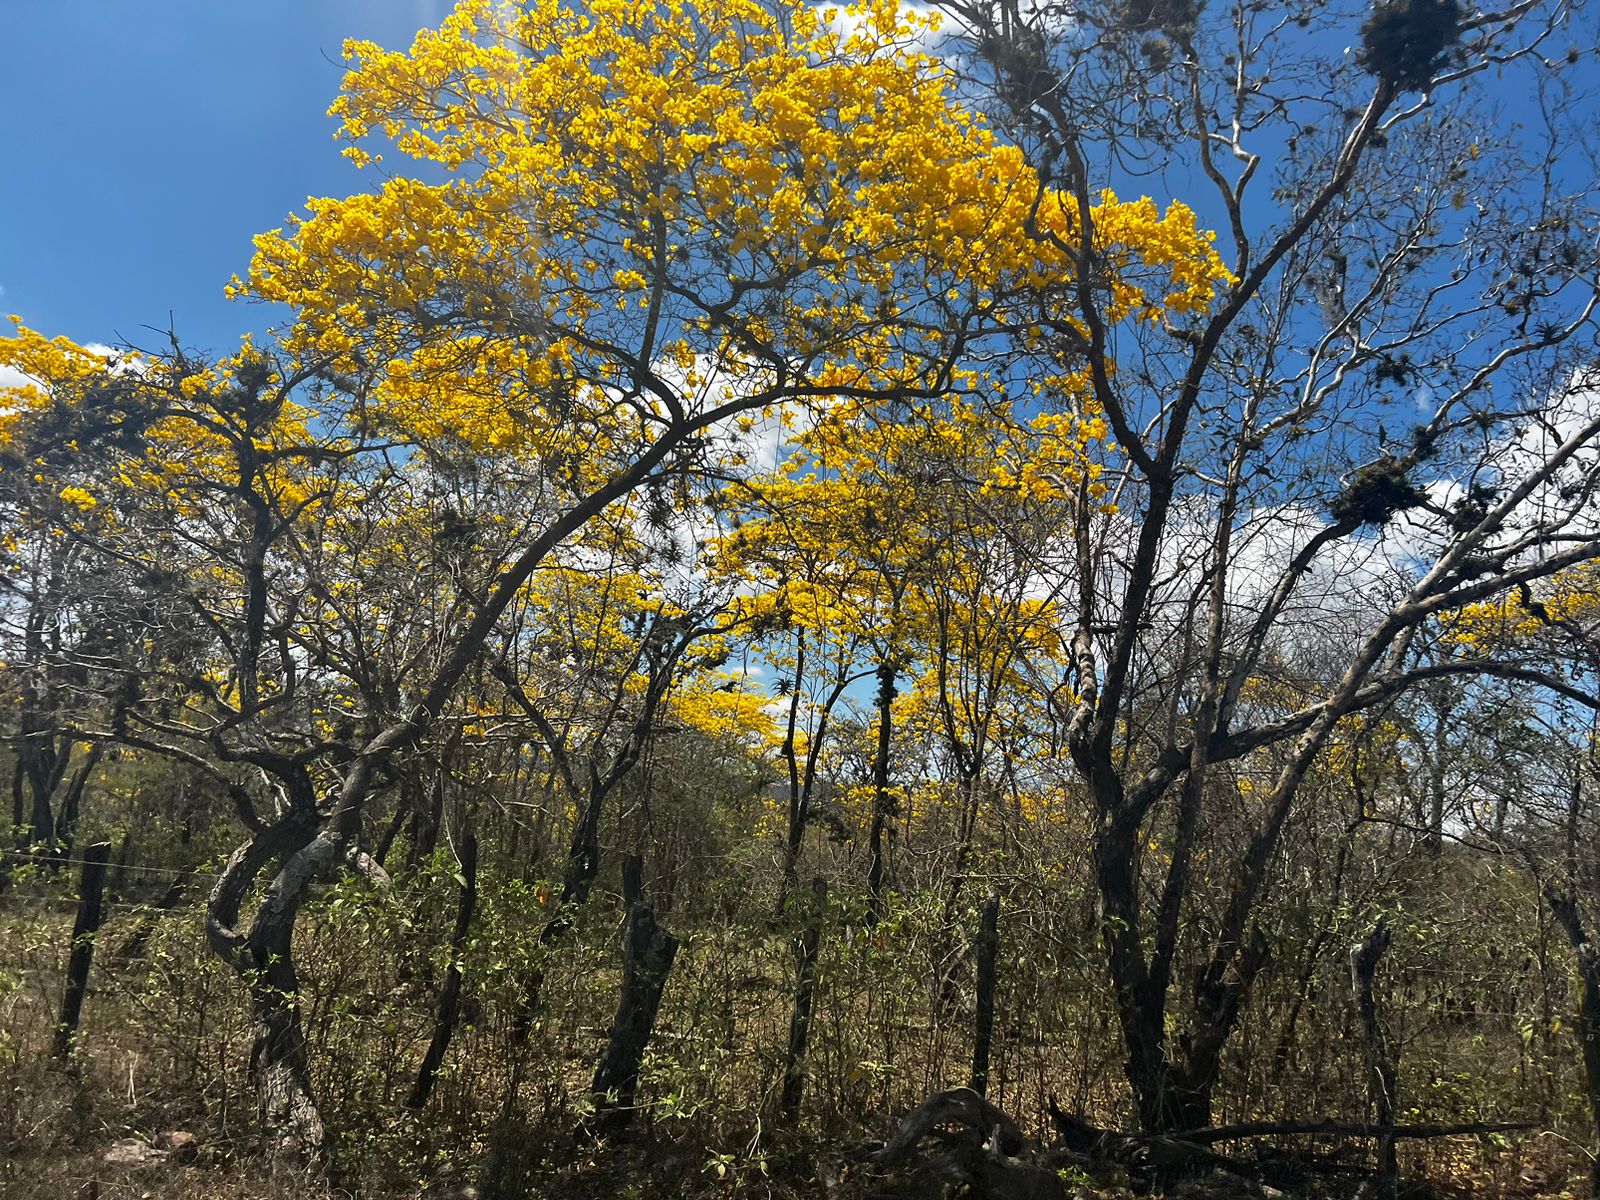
(102, 1139), (164, 1168)
(156, 1130), (198, 1162)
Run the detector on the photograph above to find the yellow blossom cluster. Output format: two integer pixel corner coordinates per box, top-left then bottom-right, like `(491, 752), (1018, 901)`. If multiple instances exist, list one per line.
(232, 0), (1231, 461)
(1442, 564), (1600, 649)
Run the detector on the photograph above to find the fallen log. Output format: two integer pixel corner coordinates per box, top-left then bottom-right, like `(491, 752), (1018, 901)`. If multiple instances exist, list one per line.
(873, 1087), (1026, 1166)
(1046, 1097), (1534, 1151)
(1155, 1118), (1537, 1145)
(1044, 1098), (1533, 1193)
(866, 1088), (1063, 1200)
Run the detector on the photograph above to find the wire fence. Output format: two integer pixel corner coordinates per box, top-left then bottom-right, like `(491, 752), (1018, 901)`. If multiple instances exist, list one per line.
(3, 850), (220, 880)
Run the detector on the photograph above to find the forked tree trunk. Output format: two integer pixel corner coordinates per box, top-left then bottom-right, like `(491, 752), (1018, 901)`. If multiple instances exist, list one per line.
(51, 745), (102, 863)
(18, 717), (68, 854)
(208, 798), (327, 1155)
(1098, 810), (1269, 1136)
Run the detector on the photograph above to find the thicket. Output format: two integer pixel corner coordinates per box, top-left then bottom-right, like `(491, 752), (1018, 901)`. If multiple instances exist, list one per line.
(2, 743), (1594, 1197)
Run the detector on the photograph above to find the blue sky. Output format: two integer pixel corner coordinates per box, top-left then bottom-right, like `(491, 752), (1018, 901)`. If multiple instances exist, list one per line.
(0, 1), (454, 356)
(6, 1), (1588, 366)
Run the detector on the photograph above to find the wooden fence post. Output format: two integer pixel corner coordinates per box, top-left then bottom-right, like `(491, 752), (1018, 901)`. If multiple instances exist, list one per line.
(52, 840), (112, 1060)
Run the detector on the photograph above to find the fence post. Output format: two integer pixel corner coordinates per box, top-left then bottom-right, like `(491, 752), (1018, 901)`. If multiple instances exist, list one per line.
(52, 840), (112, 1059)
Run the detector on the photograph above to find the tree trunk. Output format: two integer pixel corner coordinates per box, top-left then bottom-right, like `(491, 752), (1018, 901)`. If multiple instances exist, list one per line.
(971, 891), (1000, 1096)
(590, 854), (678, 1130)
(247, 889), (325, 1154)
(52, 840), (111, 1059)
(866, 658), (897, 924)
(1352, 916), (1399, 1197)
(21, 730), (68, 853)
(409, 831), (478, 1109)
(414, 770), (445, 866)
(781, 875), (827, 1120)
(51, 743), (102, 862)
(1093, 813), (1181, 1132)
(207, 800), (328, 1156)
(561, 784), (605, 908)
(374, 800), (409, 869)
(109, 832), (134, 900)
(1544, 889), (1600, 1200)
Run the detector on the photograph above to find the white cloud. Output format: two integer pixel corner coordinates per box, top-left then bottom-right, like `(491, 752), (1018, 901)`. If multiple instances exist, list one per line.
(816, 0), (950, 55)
(0, 339), (130, 399)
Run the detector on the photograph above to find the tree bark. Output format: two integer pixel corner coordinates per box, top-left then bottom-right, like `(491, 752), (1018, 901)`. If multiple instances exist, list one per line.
(374, 799), (409, 869)
(51, 743), (102, 863)
(52, 840), (111, 1059)
(1352, 916), (1399, 1197)
(408, 831), (478, 1109)
(1544, 888), (1600, 1200)
(412, 769), (445, 867)
(590, 854), (678, 1130)
(781, 875), (827, 1120)
(866, 657), (897, 924)
(971, 891), (1000, 1096)
(206, 798), (326, 1155)
(246, 882), (324, 1154)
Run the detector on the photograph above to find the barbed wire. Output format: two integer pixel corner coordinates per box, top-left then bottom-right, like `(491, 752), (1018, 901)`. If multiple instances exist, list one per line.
(4, 851), (219, 879)
(0, 893), (199, 914)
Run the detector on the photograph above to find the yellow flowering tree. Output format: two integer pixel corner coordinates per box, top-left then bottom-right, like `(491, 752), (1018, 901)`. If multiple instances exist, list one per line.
(4, 0), (1235, 1149)
(209, 0), (1229, 1148)
(0, 317), (597, 1142)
